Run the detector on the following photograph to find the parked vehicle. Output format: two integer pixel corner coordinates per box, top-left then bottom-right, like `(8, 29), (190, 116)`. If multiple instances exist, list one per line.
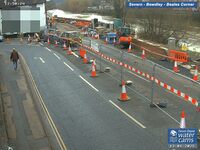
(106, 32), (117, 44)
(0, 34), (4, 42)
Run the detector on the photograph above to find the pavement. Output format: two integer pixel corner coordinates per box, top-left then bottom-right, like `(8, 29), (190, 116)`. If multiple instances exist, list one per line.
(0, 42), (52, 150)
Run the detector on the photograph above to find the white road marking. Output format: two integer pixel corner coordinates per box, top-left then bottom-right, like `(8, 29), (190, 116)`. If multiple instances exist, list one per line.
(45, 47), (52, 52)
(79, 75), (99, 92)
(72, 52), (79, 58)
(63, 62), (74, 71)
(19, 53), (67, 150)
(39, 57), (45, 63)
(54, 53), (61, 60)
(109, 100), (146, 129)
(39, 42), (43, 46)
(128, 71), (150, 82)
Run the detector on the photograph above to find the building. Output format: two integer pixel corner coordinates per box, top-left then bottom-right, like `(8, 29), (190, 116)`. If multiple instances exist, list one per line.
(0, 0), (46, 34)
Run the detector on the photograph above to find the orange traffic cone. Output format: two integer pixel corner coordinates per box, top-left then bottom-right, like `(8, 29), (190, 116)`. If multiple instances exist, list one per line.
(180, 111), (186, 128)
(173, 61), (180, 73)
(118, 80), (130, 101)
(128, 43), (132, 53)
(141, 48), (145, 59)
(47, 38), (50, 45)
(54, 40), (58, 47)
(83, 53), (88, 64)
(193, 66), (198, 81)
(63, 42), (67, 50)
(67, 45), (72, 55)
(105, 37), (108, 44)
(91, 63), (97, 77)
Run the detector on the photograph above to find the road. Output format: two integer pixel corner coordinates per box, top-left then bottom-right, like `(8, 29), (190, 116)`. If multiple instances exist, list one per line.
(46, 22), (200, 148)
(0, 36), (199, 149)
(0, 40), (174, 150)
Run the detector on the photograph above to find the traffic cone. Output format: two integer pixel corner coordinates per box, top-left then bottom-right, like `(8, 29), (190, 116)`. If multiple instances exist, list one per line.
(118, 80), (130, 101)
(105, 37), (108, 44)
(180, 111), (186, 128)
(67, 45), (72, 55)
(83, 53), (88, 64)
(20, 38), (23, 44)
(91, 63), (97, 77)
(54, 40), (58, 47)
(28, 36), (31, 43)
(113, 38), (116, 45)
(173, 61), (180, 73)
(63, 42), (67, 50)
(128, 43), (132, 53)
(141, 48), (145, 59)
(193, 66), (198, 81)
(47, 38), (50, 45)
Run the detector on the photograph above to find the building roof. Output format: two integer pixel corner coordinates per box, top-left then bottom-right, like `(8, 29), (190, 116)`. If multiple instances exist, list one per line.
(0, 0), (46, 8)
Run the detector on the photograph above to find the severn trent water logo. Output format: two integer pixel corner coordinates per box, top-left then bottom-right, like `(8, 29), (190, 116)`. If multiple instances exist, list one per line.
(168, 128), (198, 149)
(170, 130), (177, 137)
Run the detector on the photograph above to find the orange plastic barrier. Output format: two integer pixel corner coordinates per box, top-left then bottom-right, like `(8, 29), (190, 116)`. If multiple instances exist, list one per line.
(168, 50), (189, 63)
(75, 21), (91, 28)
(119, 36), (132, 44)
(79, 48), (86, 58)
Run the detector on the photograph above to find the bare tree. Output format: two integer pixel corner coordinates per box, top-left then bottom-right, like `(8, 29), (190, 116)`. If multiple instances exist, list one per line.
(60, 0), (92, 13)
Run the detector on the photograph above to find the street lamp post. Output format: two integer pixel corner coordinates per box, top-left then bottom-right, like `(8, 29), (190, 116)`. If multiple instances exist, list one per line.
(150, 63), (156, 107)
(99, 45), (103, 73)
(120, 50), (125, 84)
(123, 0), (130, 26)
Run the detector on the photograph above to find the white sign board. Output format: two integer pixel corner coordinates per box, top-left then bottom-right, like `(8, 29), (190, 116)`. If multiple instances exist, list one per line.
(91, 40), (99, 52)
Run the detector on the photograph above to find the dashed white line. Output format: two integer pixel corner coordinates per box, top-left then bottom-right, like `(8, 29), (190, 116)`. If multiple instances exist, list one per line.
(128, 71), (150, 82)
(72, 52), (79, 58)
(45, 47), (52, 52)
(79, 75), (99, 92)
(39, 57), (45, 63)
(39, 42), (43, 46)
(63, 62), (74, 71)
(109, 100), (146, 129)
(54, 53), (61, 60)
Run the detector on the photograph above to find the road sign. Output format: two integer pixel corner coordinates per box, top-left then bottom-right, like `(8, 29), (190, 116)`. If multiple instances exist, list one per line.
(91, 40), (99, 52)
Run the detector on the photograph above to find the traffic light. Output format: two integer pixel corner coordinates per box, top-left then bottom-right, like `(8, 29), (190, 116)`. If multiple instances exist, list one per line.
(93, 18), (98, 28)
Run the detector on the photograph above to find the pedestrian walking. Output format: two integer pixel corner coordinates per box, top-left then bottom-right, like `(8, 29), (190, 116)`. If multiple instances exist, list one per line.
(10, 48), (19, 70)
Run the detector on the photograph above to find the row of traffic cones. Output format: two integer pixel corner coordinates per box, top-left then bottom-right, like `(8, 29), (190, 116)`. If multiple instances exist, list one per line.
(173, 61), (199, 81)
(47, 37), (198, 81)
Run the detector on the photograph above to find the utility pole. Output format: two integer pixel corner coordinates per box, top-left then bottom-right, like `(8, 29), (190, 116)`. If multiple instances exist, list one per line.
(123, 0), (130, 26)
(150, 64), (156, 107)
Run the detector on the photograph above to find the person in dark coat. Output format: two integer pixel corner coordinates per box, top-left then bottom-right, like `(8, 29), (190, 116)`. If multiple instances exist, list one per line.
(10, 48), (19, 70)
